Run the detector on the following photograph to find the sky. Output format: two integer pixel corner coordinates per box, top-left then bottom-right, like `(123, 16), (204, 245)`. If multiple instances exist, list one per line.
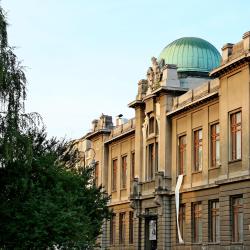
(1, 0), (250, 140)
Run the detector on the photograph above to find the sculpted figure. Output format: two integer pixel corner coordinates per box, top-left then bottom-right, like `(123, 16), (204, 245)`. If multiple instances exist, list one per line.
(137, 79), (148, 100)
(146, 67), (154, 92)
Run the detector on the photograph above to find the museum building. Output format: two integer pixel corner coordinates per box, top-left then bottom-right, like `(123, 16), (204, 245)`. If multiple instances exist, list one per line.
(77, 31), (250, 249)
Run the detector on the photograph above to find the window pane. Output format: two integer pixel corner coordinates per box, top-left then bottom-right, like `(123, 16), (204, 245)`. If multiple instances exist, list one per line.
(236, 130), (241, 159)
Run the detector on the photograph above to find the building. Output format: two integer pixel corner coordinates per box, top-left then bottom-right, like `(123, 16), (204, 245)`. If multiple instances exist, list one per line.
(78, 32), (250, 250)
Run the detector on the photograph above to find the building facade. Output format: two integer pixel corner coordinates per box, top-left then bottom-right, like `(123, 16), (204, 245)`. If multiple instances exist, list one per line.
(78, 32), (250, 249)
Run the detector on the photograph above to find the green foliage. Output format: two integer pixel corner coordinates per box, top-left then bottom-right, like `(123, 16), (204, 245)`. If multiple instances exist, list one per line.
(0, 5), (110, 249)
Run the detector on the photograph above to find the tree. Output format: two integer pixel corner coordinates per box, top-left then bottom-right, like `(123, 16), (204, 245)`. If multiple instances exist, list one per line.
(0, 6), (110, 249)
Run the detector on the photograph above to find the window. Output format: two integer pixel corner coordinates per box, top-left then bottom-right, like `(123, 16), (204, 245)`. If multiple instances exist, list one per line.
(178, 135), (187, 175)
(192, 202), (202, 243)
(94, 161), (99, 186)
(211, 123), (220, 168)
(193, 129), (202, 171)
(232, 196), (243, 242)
(112, 159), (117, 191)
(148, 143), (154, 180)
(178, 204), (185, 242)
(119, 213), (126, 244)
(129, 211), (134, 244)
(209, 200), (220, 242)
(230, 111), (242, 161)
(131, 152), (135, 181)
(149, 117), (155, 134)
(155, 142), (158, 172)
(110, 214), (116, 245)
(121, 155), (127, 189)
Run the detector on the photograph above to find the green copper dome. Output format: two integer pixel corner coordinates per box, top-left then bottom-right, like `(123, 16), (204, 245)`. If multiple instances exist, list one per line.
(159, 37), (221, 74)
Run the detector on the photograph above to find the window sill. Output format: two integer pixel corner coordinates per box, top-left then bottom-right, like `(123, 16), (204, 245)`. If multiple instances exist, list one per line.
(111, 190), (117, 193)
(192, 170), (202, 174)
(209, 165), (221, 170)
(229, 159), (242, 164)
(207, 242), (220, 245)
(120, 187), (127, 191)
(231, 242), (243, 245)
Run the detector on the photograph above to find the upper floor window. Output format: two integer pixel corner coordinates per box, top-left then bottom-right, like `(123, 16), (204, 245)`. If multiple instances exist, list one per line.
(232, 196), (243, 242)
(192, 202), (202, 243)
(94, 161), (99, 186)
(230, 111), (242, 161)
(121, 155), (127, 189)
(149, 117), (155, 134)
(193, 129), (202, 171)
(178, 135), (187, 175)
(112, 159), (117, 191)
(131, 151), (135, 181)
(147, 143), (154, 180)
(209, 200), (220, 242)
(211, 123), (220, 168)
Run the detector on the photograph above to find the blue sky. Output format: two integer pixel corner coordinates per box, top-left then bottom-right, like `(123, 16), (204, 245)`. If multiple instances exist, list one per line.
(2, 0), (250, 139)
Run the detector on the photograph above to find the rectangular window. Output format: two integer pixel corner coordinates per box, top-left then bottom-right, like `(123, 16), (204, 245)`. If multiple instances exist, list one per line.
(211, 123), (220, 168)
(192, 202), (202, 243)
(179, 204), (185, 242)
(230, 111), (242, 161)
(112, 159), (117, 191)
(178, 135), (187, 175)
(110, 214), (116, 245)
(149, 117), (155, 134)
(193, 129), (202, 171)
(131, 152), (135, 181)
(94, 161), (99, 186)
(129, 211), (134, 244)
(119, 213), (126, 244)
(121, 155), (127, 189)
(232, 196), (243, 242)
(155, 142), (158, 172)
(148, 143), (154, 180)
(209, 200), (220, 242)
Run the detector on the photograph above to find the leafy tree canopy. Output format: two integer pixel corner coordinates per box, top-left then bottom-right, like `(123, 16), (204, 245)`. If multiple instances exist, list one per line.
(0, 6), (110, 249)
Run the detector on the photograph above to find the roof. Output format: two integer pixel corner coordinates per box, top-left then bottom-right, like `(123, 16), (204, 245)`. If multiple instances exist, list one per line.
(159, 37), (221, 74)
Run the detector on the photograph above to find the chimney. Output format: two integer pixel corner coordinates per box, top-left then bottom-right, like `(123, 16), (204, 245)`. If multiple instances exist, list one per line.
(242, 31), (250, 51)
(221, 43), (234, 61)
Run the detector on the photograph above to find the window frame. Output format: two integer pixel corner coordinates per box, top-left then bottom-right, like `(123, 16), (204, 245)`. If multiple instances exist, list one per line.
(192, 202), (202, 243)
(130, 151), (135, 181)
(210, 122), (220, 168)
(209, 199), (220, 243)
(229, 110), (242, 162)
(119, 212), (126, 245)
(129, 211), (134, 244)
(112, 158), (118, 192)
(178, 204), (186, 243)
(178, 134), (187, 175)
(110, 214), (116, 245)
(231, 195), (243, 243)
(193, 128), (203, 172)
(121, 155), (127, 189)
(94, 161), (99, 186)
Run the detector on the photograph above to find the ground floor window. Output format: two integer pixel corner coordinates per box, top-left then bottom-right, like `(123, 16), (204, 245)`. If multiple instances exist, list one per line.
(192, 202), (202, 243)
(209, 200), (220, 242)
(232, 196), (243, 242)
(110, 214), (116, 245)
